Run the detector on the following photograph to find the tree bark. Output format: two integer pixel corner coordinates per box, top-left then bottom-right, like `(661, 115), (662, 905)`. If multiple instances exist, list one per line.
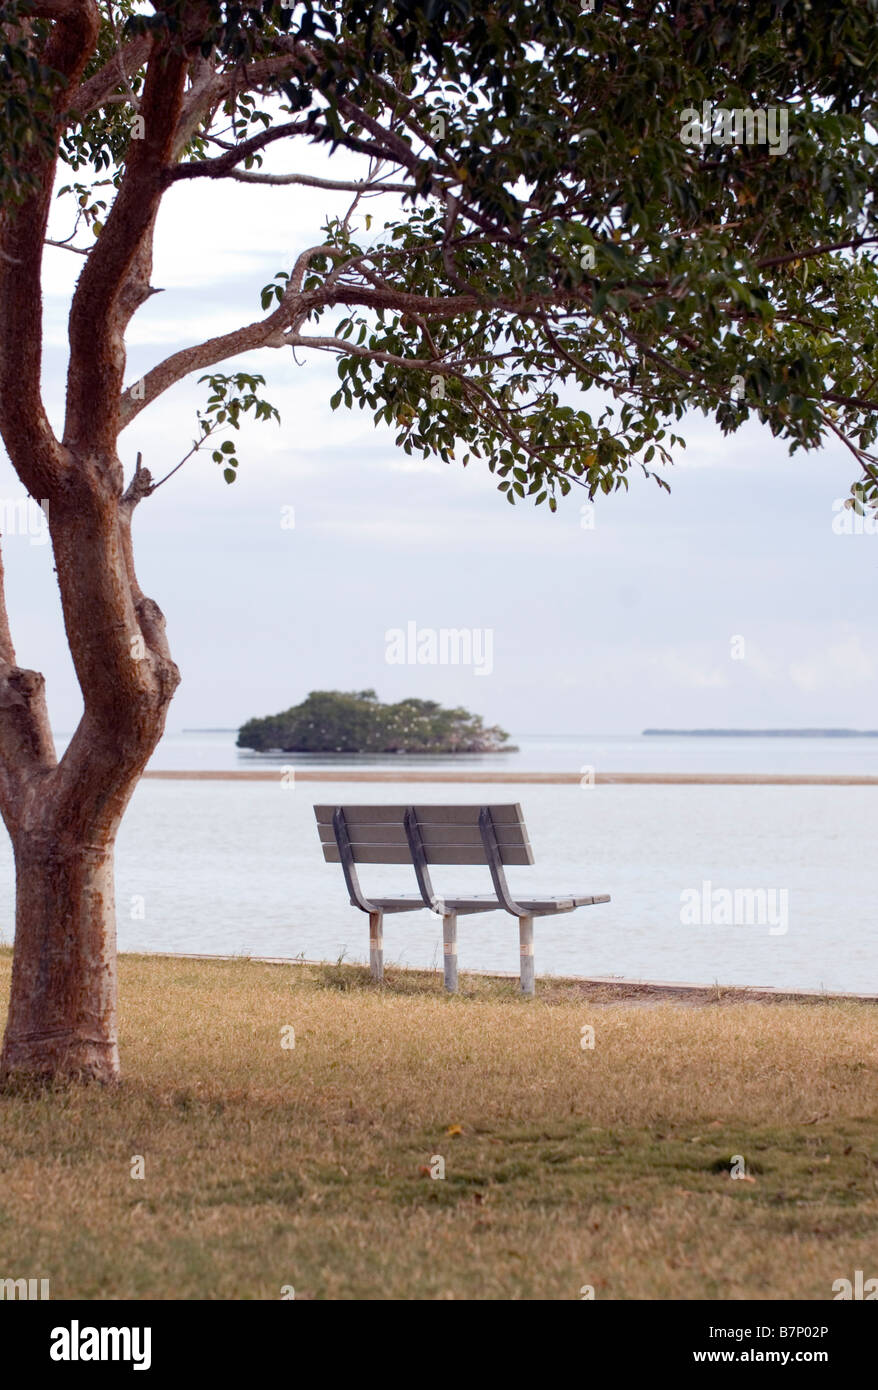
(3, 819), (121, 1081)
(0, 711), (176, 1084)
(0, 688), (178, 1085)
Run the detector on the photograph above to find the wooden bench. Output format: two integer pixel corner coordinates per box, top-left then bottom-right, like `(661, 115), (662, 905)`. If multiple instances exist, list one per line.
(314, 803), (610, 996)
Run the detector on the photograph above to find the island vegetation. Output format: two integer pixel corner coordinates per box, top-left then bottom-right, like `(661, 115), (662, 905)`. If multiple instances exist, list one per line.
(237, 690), (517, 755)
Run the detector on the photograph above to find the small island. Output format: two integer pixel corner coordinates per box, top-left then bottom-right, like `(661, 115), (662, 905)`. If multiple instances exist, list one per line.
(237, 689), (518, 755)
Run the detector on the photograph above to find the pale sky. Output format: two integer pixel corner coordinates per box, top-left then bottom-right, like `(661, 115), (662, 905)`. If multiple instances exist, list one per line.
(1, 139), (875, 737)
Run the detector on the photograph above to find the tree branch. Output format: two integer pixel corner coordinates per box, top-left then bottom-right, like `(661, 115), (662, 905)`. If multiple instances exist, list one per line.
(822, 391), (878, 413)
(170, 115), (404, 183)
(824, 417), (878, 490)
(65, 30), (190, 459)
(45, 237), (91, 256)
(227, 169), (412, 193)
(70, 33), (152, 117)
(0, 0), (100, 498)
(0, 540), (56, 821)
(756, 236), (878, 273)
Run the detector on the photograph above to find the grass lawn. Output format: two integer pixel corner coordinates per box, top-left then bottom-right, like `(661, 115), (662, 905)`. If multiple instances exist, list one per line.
(0, 948), (876, 1300)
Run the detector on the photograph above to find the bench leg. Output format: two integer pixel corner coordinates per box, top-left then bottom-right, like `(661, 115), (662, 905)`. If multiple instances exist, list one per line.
(519, 915), (535, 997)
(443, 913), (458, 993)
(369, 910), (384, 983)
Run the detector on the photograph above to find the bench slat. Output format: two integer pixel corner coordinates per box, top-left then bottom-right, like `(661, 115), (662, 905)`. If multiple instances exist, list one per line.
(316, 821), (531, 851)
(316, 822), (409, 847)
(314, 803), (525, 828)
(320, 842), (535, 866)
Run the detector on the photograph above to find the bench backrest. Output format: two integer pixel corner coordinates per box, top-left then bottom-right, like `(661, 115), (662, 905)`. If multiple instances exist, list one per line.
(314, 804), (534, 866)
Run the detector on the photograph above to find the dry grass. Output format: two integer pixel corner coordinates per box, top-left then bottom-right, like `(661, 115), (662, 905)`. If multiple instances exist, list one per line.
(0, 948), (876, 1300)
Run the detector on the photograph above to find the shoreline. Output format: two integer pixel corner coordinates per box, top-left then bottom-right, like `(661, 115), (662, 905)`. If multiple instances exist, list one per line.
(122, 950), (878, 1006)
(142, 769), (878, 785)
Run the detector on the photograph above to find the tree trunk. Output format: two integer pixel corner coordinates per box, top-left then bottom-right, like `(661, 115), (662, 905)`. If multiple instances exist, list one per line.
(0, 477), (179, 1085)
(3, 826), (121, 1082)
(0, 3), (184, 1086)
(0, 705), (172, 1084)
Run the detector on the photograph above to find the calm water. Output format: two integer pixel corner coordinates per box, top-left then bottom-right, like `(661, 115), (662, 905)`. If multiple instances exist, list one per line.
(134, 729), (878, 775)
(0, 773), (871, 994)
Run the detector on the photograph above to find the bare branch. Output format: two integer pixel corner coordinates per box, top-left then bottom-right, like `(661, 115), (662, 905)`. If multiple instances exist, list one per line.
(169, 117), (320, 182)
(45, 237), (91, 256)
(169, 116), (405, 184)
(227, 169), (412, 194)
(756, 236), (878, 273)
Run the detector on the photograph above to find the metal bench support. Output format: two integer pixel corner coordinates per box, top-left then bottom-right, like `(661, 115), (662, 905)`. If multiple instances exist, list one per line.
(519, 915), (535, 997)
(478, 806), (537, 996)
(443, 913), (458, 993)
(369, 910), (384, 983)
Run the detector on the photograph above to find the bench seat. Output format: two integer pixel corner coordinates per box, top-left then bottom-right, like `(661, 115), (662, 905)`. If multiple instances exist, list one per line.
(360, 892), (611, 915)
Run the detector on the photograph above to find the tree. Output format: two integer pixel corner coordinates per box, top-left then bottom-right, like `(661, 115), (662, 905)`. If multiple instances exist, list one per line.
(1, 0), (877, 1082)
(237, 689), (516, 752)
